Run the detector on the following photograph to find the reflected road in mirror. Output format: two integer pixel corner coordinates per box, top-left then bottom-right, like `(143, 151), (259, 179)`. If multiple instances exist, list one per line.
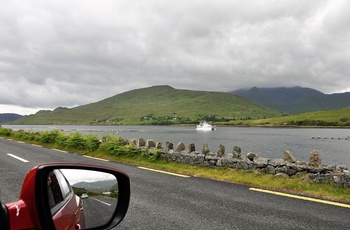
(82, 196), (118, 227)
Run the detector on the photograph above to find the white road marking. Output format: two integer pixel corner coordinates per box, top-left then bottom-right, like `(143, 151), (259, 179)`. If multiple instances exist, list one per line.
(138, 166), (191, 178)
(52, 149), (68, 153)
(83, 155), (110, 162)
(91, 198), (112, 206)
(249, 188), (350, 209)
(7, 153), (30, 163)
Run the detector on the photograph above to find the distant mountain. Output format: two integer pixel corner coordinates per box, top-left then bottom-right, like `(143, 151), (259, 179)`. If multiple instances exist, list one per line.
(231, 87), (350, 114)
(11, 85), (283, 125)
(73, 180), (118, 193)
(0, 113), (22, 124)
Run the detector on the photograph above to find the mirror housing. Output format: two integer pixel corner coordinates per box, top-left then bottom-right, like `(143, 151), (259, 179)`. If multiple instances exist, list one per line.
(5, 162), (130, 230)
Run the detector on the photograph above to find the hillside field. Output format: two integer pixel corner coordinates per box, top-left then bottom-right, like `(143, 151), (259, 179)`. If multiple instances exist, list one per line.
(12, 86), (283, 125)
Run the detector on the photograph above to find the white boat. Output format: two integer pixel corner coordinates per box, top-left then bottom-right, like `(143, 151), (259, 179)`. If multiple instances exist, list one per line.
(196, 121), (216, 131)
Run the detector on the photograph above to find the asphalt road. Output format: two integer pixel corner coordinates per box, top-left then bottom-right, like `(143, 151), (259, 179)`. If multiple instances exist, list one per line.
(1, 137), (350, 230)
(83, 196), (118, 228)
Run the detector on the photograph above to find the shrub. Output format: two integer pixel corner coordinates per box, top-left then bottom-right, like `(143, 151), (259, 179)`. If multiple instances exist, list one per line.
(287, 120), (339, 126)
(99, 135), (125, 155)
(340, 117), (349, 122)
(99, 135), (139, 156)
(66, 132), (87, 150)
(109, 191), (119, 199)
(141, 148), (161, 161)
(0, 127), (13, 136)
(56, 134), (69, 148)
(119, 144), (142, 156)
(85, 134), (100, 151)
(40, 130), (61, 143)
(13, 130), (37, 141)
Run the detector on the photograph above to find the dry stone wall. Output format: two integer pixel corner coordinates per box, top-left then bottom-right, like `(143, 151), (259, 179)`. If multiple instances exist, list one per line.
(130, 139), (350, 187)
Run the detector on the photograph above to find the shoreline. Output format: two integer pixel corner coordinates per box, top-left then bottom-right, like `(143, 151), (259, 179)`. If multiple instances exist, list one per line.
(3, 123), (350, 129)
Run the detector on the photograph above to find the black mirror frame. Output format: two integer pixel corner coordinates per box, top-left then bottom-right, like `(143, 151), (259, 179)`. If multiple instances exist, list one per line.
(35, 163), (130, 230)
(0, 201), (10, 230)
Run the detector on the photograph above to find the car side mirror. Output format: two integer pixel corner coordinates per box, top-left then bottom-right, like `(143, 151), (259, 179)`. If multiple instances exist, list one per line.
(5, 163), (130, 230)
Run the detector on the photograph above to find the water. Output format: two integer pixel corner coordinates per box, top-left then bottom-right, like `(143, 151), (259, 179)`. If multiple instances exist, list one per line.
(3, 125), (350, 167)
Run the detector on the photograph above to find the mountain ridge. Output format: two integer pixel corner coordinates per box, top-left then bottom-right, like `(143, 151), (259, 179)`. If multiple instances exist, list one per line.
(231, 86), (350, 114)
(0, 113), (23, 124)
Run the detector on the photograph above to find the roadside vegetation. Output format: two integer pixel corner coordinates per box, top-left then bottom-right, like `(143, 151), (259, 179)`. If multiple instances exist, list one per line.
(1, 126), (349, 203)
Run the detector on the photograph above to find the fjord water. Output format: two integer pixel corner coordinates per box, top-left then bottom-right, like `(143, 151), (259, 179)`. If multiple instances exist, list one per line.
(4, 125), (350, 167)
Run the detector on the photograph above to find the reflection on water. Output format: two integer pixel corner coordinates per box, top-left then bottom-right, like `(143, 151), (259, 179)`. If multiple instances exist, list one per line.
(4, 125), (350, 167)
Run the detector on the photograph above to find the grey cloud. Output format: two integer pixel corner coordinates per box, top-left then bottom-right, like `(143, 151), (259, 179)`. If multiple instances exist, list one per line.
(1, 0), (350, 114)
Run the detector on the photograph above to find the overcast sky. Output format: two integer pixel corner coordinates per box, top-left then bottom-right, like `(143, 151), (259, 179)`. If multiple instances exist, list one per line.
(1, 0), (350, 115)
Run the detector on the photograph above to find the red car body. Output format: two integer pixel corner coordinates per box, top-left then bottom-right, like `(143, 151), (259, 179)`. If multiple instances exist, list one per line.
(6, 167), (40, 229)
(52, 193), (85, 230)
(49, 169), (86, 229)
(2, 163), (130, 230)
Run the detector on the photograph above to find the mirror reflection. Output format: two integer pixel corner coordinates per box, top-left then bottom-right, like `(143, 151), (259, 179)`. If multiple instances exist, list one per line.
(47, 169), (119, 229)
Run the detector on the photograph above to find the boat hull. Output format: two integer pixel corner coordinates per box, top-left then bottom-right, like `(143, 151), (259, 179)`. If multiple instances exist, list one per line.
(196, 121), (216, 131)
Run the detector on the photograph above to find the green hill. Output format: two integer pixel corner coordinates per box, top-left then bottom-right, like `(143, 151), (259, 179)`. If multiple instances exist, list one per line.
(232, 87), (350, 114)
(0, 113), (22, 124)
(12, 85), (283, 125)
(225, 106), (350, 127)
